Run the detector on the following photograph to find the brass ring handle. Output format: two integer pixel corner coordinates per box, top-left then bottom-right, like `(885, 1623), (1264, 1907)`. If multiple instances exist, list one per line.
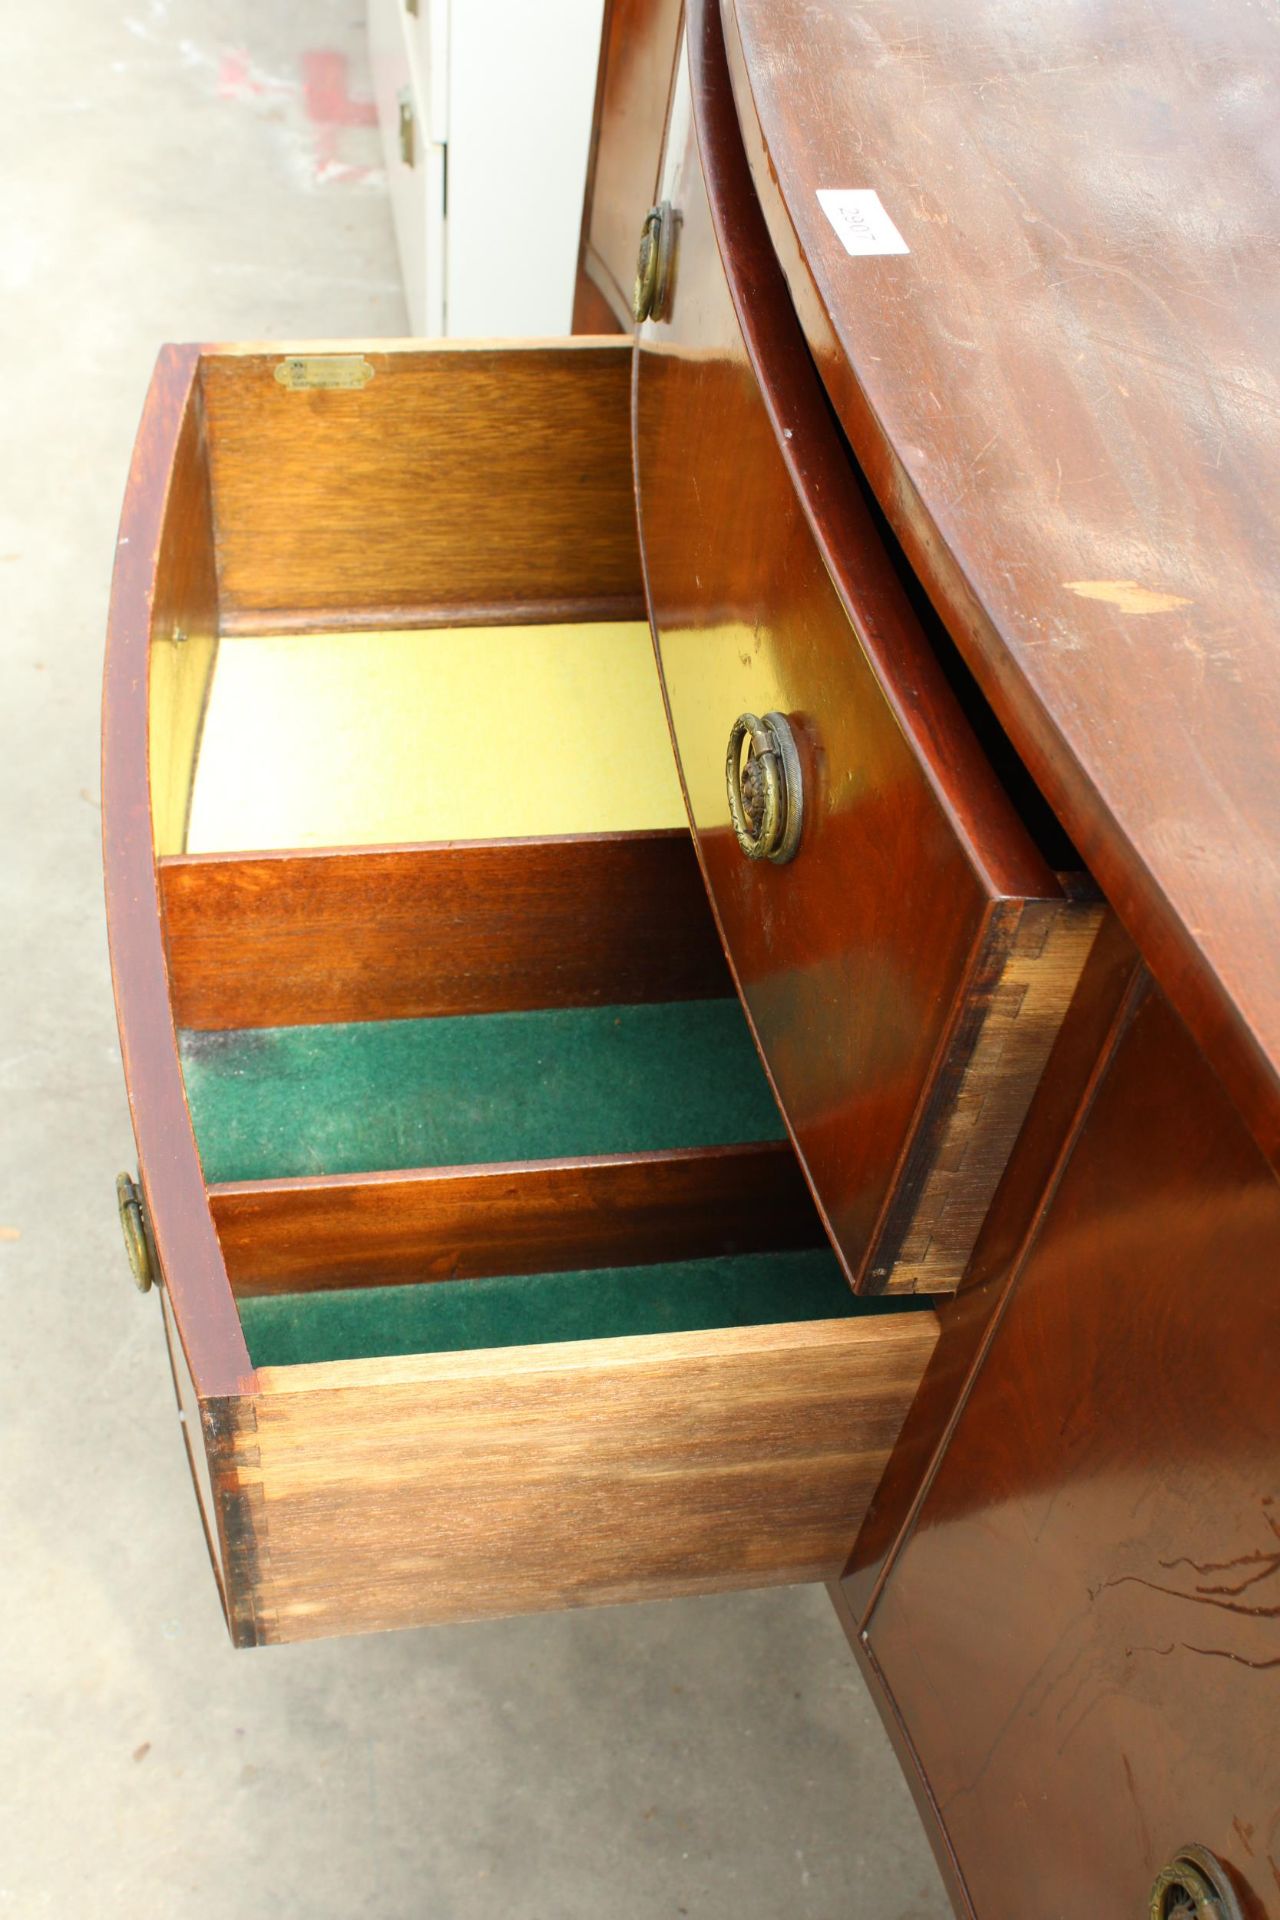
(1149, 1847), (1243, 1920)
(116, 1172), (155, 1293)
(725, 711), (803, 864)
(396, 88), (415, 168)
(633, 201), (676, 323)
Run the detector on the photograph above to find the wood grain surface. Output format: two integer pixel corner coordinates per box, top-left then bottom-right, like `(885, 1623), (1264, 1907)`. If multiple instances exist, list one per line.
(145, 407), (218, 859)
(864, 899), (1104, 1292)
(158, 1284), (229, 1598)
(160, 833), (730, 1029)
(200, 341), (643, 629)
(840, 909), (1142, 1626)
(210, 1144), (821, 1295)
(574, 0), (686, 328)
(635, 7), (1093, 1293)
(572, 272), (624, 337)
(103, 344), (251, 1394)
(206, 1312), (939, 1645)
(106, 337), (701, 1401)
(865, 982), (1280, 1919)
(723, 0), (1280, 1170)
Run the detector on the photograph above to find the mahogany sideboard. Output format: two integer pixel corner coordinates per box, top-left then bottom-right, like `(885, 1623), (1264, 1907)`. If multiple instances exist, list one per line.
(105, 2), (1279, 1916)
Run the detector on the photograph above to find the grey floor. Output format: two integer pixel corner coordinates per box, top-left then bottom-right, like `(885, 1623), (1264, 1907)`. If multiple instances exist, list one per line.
(1, 4), (951, 1914)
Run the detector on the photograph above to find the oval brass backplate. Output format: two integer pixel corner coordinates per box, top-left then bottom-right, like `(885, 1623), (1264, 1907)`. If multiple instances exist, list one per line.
(1150, 1847), (1244, 1920)
(116, 1172), (155, 1294)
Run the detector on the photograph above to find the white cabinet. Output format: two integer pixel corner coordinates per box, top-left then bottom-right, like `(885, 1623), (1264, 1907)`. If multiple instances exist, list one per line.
(369, 0), (448, 336)
(369, 0), (606, 337)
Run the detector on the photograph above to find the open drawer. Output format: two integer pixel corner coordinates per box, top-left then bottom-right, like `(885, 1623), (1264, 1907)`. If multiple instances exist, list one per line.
(634, 7), (1103, 1296)
(104, 338), (938, 1647)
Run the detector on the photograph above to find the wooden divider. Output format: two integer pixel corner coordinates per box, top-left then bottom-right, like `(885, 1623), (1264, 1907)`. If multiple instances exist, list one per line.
(160, 832), (730, 1030)
(209, 1143), (821, 1296)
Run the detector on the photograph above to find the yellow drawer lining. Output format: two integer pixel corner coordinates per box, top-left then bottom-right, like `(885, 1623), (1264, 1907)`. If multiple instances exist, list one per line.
(182, 621), (686, 854)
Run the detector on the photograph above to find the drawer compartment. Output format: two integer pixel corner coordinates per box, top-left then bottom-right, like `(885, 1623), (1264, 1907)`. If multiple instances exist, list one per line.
(104, 339), (938, 1646)
(634, 8), (1102, 1295)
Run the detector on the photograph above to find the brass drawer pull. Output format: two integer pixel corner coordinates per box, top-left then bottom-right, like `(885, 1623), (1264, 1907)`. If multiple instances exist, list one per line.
(633, 201), (677, 323)
(397, 88), (415, 168)
(116, 1172), (155, 1293)
(1150, 1847), (1243, 1920)
(725, 711), (803, 864)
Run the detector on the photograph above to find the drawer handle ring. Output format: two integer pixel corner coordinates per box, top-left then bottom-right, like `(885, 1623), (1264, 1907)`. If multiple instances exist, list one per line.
(633, 201), (676, 323)
(1149, 1847), (1243, 1920)
(725, 711), (803, 864)
(116, 1172), (155, 1293)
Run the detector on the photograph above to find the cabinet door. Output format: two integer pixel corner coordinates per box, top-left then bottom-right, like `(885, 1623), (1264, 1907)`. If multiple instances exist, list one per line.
(862, 981), (1280, 1920)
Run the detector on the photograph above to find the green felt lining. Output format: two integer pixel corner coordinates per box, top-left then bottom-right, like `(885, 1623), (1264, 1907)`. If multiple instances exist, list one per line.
(240, 1249), (931, 1368)
(181, 1002), (935, 1371)
(180, 1000), (785, 1184)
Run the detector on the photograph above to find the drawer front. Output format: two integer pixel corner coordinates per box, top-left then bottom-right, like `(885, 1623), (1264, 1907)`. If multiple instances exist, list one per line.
(634, 7), (1100, 1295)
(210, 1316), (933, 1645)
(105, 337), (938, 1646)
(575, 0), (685, 329)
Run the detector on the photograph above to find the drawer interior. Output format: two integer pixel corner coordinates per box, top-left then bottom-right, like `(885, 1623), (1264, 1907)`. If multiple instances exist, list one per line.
(183, 619), (686, 854)
(141, 339), (936, 1379)
(169, 833), (931, 1367)
(109, 338), (941, 1644)
(161, 576), (903, 1370)
(236, 1253), (899, 1367)
(180, 1001), (785, 1184)
(176, 992), (923, 1367)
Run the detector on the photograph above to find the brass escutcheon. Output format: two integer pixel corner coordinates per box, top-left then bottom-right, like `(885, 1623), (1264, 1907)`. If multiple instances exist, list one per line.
(116, 1172), (155, 1293)
(1149, 1847), (1244, 1920)
(273, 354), (375, 392)
(725, 711), (803, 864)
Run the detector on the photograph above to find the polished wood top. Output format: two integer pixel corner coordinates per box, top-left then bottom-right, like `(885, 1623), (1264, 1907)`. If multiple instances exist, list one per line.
(723, 0), (1280, 1157)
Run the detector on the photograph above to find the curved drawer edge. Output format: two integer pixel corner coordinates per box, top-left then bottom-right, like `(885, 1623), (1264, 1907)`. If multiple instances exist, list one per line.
(102, 342), (253, 1399)
(685, 0), (1058, 907)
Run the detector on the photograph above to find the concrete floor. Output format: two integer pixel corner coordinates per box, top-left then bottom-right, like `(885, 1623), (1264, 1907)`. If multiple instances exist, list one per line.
(0, 4), (951, 1914)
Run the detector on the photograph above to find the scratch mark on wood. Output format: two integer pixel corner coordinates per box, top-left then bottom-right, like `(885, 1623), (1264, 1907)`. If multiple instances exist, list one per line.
(1064, 580), (1193, 615)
